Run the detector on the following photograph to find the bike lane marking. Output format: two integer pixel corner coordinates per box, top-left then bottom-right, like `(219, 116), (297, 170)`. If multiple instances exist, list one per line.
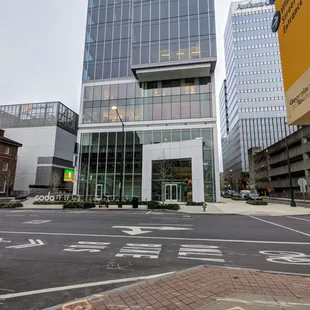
(249, 216), (310, 237)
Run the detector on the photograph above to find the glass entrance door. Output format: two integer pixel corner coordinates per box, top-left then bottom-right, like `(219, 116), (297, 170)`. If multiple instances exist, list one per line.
(96, 184), (103, 200)
(165, 184), (178, 202)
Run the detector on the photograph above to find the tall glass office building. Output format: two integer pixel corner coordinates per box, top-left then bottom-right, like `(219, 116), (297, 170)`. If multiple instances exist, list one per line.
(76, 0), (220, 202)
(220, 0), (297, 174)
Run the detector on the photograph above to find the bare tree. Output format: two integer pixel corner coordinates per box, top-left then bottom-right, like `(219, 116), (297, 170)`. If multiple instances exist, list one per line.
(248, 155), (268, 191)
(0, 166), (17, 201)
(65, 181), (73, 193)
(50, 171), (61, 193)
(152, 151), (175, 204)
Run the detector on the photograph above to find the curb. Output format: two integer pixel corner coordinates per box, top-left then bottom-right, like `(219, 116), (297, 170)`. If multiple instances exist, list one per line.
(43, 264), (310, 310)
(43, 266), (203, 310)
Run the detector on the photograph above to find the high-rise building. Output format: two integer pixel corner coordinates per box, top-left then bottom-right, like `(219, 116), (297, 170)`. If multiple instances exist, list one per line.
(76, 0), (220, 202)
(221, 0), (297, 174)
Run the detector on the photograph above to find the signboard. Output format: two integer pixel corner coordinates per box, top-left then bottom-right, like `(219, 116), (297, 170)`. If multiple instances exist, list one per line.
(64, 169), (74, 182)
(298, 178), (307, 193)
(273, 0), (310, 125)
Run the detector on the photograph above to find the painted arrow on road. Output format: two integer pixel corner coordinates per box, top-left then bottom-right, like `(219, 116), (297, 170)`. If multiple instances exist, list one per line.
(6, 239), (44, 249)
(113, 226), (193, 236)
(0, 238), (11, 243)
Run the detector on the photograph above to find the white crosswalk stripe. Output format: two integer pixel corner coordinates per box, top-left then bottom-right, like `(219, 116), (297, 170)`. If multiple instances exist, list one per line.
(178, 244), (225, 262)
(63, 241), (110, 253)
(116, 243), (162, 259)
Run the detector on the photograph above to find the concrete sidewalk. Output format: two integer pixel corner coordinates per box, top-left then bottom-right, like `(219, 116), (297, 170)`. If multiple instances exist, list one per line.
(180, 199), (310, 216)
(45, 266), (310, 310)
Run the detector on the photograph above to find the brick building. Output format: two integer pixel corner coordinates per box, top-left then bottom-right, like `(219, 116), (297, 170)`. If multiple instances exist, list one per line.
(0, 129), (22, 197)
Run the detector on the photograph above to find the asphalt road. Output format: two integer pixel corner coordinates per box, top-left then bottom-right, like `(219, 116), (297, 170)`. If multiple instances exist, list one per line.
(1, 209), (310, 310)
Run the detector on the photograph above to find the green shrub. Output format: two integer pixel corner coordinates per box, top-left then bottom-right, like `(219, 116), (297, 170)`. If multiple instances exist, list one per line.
(231, 197), (245, 201)
(0, 202), (23, 208)
(147, 201), (161, 209)
(163, 204), (180, 210)
(222, 194), (232, 198)
(186, 202), (204, 206)
(33, 201), (65, 205)
(246, 200), (268, 205)
(147, 201), (180, 210)
(63, 201), (95, 209)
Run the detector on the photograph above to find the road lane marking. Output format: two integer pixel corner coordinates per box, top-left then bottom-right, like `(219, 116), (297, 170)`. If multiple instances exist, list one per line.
(23, 220), (51, 224)
(113, 225), (193, 235)
(138, 223), (193, 226)
(63, 241), (110, 253)
(178, 244), (225, 262)
(1, 230), (310, 244)
(146, 211), (152, 214)
(249, 216), (310, 237)
(287, 216), (310, 223)
(116, 243), (162, 259)
(6, 239), (44, 249)
(260, 250), (310, 265)
(0, 272), (175, 300)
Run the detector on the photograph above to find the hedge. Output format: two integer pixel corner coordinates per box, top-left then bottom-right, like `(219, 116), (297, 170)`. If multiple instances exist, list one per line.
(186, 202), (204, 206)
(246, 200), (268, 205)
(0, 202), (23, 208)
(33, 201), (66, 205)
(63, 202), (96, 209)
(147, 201), (180, 211)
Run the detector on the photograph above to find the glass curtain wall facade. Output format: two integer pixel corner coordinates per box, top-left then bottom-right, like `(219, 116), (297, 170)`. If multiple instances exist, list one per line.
(221, 0), (297, 173)
(77, 0), (219, 202)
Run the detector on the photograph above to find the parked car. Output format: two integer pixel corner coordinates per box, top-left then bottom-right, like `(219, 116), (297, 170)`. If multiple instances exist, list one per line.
(240, 190), (251, 198)
(247, 193), (262, 201)
(232, 191), (242, 197)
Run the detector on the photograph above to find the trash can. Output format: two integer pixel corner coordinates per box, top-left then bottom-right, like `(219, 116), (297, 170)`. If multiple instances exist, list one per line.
(132, 196), (138, 208)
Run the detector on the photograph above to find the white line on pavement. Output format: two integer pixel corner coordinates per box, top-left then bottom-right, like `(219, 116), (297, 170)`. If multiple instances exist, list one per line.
(138, 223), (193, 226)
(0, 230), (310, 244)
(146, 211), (152, 214)
(287, 216), (310, 223)
(249, 216), (310, 237)
(0, 272), (175, 300)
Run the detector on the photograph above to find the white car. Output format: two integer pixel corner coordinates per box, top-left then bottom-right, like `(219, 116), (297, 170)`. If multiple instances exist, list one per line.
(240, 190), (251, 198)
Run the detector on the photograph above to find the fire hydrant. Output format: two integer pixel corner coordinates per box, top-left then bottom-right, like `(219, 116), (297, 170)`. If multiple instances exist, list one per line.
(202, 203), (207, 212)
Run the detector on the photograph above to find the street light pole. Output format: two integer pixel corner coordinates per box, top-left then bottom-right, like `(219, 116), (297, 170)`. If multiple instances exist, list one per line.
(112, 107), (125, 208)
(284, 124), (296, 207)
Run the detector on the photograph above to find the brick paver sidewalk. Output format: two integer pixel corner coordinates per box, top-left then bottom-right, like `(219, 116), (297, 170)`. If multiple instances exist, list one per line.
(56, 266), (310, 310)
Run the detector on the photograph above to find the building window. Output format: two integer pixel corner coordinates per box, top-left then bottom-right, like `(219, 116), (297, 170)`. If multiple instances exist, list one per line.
(2, 162), (8, 171)
(0, 180), (6, 193)
(4, 147), (9, 154)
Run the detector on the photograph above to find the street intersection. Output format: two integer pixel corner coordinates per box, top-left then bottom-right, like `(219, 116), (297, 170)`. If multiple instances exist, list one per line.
(1, 209), (310, 309)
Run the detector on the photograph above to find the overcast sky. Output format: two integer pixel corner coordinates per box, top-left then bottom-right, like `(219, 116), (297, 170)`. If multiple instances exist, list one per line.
(0, 0), (233, 112)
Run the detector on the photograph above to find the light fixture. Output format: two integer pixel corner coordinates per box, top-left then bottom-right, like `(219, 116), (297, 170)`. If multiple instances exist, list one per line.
(192, 51), (200, 54)
(176, 52), (185, 55)
(161, 53), (169, 57)
(111, 106), (117, 110)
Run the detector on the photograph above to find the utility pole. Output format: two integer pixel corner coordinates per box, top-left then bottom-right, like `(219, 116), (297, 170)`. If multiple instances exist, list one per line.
(112, 106), (125, 208)
(284, 124), (296, 207)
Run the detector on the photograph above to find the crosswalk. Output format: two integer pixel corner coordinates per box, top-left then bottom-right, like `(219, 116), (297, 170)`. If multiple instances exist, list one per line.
(178, 245), (224, 262)
(1, 239), (225, 263)
(116, 243), (162, 259)
(61, 242), (225, 262)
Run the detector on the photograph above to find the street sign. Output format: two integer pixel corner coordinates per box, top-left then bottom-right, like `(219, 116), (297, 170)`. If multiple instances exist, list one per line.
(113, 226), (193, 236)
(298, 178), (307, 193)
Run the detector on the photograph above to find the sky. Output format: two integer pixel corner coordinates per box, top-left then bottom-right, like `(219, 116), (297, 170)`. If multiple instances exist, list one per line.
(0, 0), (233, 113)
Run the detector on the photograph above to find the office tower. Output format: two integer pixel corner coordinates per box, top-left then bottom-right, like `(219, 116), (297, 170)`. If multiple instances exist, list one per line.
(76, 0), (220, 202)
(221, 0), (297, 174)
